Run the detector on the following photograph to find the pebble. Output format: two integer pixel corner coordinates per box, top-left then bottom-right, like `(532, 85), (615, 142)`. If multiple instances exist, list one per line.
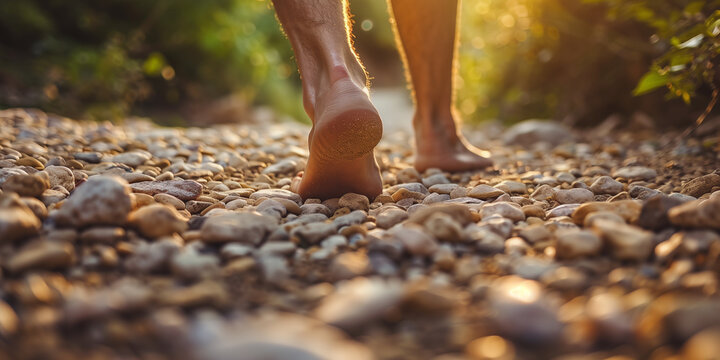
(55, 176), (134, 227)
(1, 174), (48, 197)
(522, 204), (545, 219)
(613, 166), (658, 181)
(468, 184), (505, 199)
(330, 252), (371, 280)
(519, 224), (551, 244)
(375, 208), (408, 229)
(555, 229), (602, 259)
(186, 200), (212, 214)
(571, 200), (642, 225)
(422, 173), (450, 187)
(250, 188), (302, 205)
(480, 202), (525, 222)
(7, 240), (75, 273)
(583, 210), (625, 227)
(668, 196), (720, 229)
(592, 219), (653, 261)
(494, 180), (526, 194)
(201, 212), (278, 244)
(19, 197), (47, 219)
(80, 227), (125, 244)
(129, 204), (188, 239)
(424, 212), (464, 242)
(530, 184), (554, 201)
(391, 225), (439, 256)
(130, 179), (203, 201)
(125, 239), (180, 273)
(629, 185), (662, 200)
(554, 188), (594, 204)
(0, 301), (19, 337)
(199, 313), (375, 360)
(488, 276), (563, 343)
(262, 158), (297, 175)
(220, 243), (253, 259)
(333, 210), (367, 228)
(315, 277), (404, 330)
(42, 165), (75, 192)
(0, 194), (41, 242)
(154, 193), (185, 210)
(158, 281), (228, 308)
(107, 151), (152, 167)
(637, 195), (684, 230)
(589, 175), (624, 195)
(681, 173), (720, 197)
(171, 247), (220, 280)
(338, 192), (370, 211)
(290, 222), (337, 244)
(63, 278), (153, 324)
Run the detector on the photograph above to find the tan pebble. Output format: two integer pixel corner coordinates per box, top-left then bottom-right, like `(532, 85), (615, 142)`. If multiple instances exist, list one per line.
(374, 194), (394, 204)
(66, 160), (84, 169)
(46, 229), (78, 242)
(340, 224), (367, 236)
(275, 198), (301, 214)
(522, 205), (545, 219)
(571, 200), (642, 225)
(200, 202), (225, 216)
(156, 171), (174, 181)
(129, 204), (188, 239)
(338, 192), (370, 211)
(154, 193), (185, 210)
(583, 210), (625, 227)
(449, 186), (468, 199)
(80, 227), (126, 244)
(182, 230), (203, 242)
(197, 195), (218, 203)
(121, 173), (155, 183)
(222, 258), (256, 276)
(332, 207), (351, 218)
(16, 157), (44, 169)
(391, 188), (426, 202)
(132, 193), (155, 208)
(116, 241), (135, 255)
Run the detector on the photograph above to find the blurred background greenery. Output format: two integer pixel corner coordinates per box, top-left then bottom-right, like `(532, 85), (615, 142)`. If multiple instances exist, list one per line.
(0, 0), (718, 127)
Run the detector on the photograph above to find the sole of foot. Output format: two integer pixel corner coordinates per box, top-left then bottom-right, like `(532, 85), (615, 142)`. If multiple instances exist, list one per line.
(292, 77), (383, 200)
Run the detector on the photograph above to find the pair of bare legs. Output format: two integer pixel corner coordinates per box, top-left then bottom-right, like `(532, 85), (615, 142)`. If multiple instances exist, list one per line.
(273, 0), (493, 200)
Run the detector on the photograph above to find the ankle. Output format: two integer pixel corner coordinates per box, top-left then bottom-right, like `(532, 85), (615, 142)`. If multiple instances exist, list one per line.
(413, 110), (458, 140)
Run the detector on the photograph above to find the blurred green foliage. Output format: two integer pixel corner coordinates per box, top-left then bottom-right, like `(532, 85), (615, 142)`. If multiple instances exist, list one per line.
(457, 0), (720, 125)
(0, 0), (301, 121)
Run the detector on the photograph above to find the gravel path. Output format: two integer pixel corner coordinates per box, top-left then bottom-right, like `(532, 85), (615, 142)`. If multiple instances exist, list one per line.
(1, 108), (720, 359)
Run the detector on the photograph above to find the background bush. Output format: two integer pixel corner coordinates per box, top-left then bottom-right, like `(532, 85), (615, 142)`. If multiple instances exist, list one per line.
(0, 0), (718, 126)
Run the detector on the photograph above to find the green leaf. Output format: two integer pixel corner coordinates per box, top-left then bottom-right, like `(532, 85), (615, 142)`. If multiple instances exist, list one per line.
(633, 70), (669, 96)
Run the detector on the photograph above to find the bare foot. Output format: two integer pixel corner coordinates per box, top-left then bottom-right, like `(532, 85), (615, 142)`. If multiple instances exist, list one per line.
(413, 113), (493, 173)
(292, 73), (383, 200)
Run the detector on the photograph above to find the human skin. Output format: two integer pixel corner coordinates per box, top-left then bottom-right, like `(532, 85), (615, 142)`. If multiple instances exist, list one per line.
(272, 0), (492, 200)
(273, 0), (384, 200)
(389, 0), (493, 173)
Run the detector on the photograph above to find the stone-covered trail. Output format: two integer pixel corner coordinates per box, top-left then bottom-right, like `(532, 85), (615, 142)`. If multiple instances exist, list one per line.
(1, 108), (720, 359)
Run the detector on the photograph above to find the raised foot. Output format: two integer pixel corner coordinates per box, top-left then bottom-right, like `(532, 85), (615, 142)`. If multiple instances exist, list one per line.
(291, 153), (382, 199)
(293, 77), (383, 200)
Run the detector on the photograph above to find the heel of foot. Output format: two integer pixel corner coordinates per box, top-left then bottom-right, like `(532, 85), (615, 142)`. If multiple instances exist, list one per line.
(314, 109), (382, 161)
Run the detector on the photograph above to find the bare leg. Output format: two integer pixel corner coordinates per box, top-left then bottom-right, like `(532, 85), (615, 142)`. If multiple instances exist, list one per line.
(273, 0), (382, 199)
(389, 0), (493, 173)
